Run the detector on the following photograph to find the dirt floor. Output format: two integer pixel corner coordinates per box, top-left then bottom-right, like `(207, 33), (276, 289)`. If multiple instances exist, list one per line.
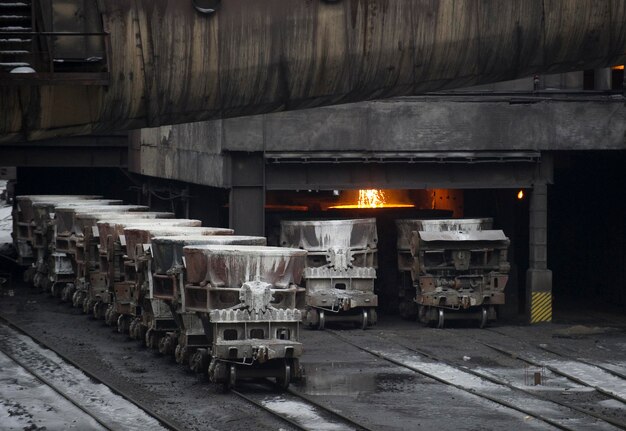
(1, 284), (625, 431)
(0, 286), (296, 431)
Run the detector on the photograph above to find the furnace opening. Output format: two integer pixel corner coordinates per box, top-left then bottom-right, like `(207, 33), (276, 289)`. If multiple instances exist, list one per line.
(265, 188), (527, 322)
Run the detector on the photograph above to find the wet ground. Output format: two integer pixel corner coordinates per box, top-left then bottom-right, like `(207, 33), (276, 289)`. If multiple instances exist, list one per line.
(0, 324), (166, 431)
(0, 350), (105, 431)
(1, 286), (625, 430)
(0, 287), (294, 431)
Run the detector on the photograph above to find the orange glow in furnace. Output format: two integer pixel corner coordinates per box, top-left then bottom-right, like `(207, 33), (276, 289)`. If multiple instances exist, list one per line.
(517, 190), (524, 200)
(359, 189), (385, 208)
(328, 189), (415, 209)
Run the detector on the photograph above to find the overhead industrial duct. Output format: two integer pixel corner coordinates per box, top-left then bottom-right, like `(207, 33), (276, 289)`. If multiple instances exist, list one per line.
(0, 0), (625, 142)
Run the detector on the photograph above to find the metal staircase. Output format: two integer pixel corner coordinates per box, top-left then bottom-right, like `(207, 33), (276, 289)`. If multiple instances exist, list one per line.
(0, 0), (109, 84)
(0, 0), (34, 73)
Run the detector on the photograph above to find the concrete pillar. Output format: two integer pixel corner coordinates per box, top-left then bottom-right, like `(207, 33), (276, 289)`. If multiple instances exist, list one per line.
(541, 71), (583, 90)
(228, 152), (265, 236)
(562, 71), (584, 90)
(526, 182), (552, 323)
(594, 68), (612, 90)
(541, 74), (561, 90)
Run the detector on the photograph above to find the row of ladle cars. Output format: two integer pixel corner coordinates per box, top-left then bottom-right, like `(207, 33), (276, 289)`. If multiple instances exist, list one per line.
(13, 195), (510, 387)
(12, 195), (381, 389)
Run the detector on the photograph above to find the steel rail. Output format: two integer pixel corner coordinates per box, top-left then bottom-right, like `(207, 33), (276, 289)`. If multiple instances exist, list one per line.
(230, 389), (307, 431)
(484, 327), (626, 403)
(536, 344), (626, 380)
(417, 329), (626, 430)
(380, 326), (626, 429)
(0, 343), (115, 431)
(1, 308), (361, 431)
(232, 378), (373, 431)
(482, 341), (626, 407)
(284, 384), (375, 431)
(326, 329), (595, 431)
(0, 314), (184, 431)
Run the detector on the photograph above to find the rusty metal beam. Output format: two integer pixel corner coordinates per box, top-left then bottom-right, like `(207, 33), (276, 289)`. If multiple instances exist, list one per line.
(1, 0), (625, 143)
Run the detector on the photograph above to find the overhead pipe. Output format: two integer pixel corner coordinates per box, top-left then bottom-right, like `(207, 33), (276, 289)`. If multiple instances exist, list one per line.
(1, 0), (625, 143)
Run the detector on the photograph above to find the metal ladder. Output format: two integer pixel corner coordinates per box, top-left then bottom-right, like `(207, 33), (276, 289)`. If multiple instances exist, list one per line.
(0, 0), (33, 72)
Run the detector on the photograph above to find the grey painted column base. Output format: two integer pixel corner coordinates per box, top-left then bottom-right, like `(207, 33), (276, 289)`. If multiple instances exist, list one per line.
(526, 269), (553, 324)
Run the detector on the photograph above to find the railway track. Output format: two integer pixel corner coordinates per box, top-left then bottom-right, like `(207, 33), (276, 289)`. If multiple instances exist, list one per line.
(430, 330), (626, 429)
(3, 290), (625, 431)
(479, 327), (626, 405)
(482, 341), (626, 404)
(536, 344), (626, 380)
(485, 326), (626, 379)
(0, 349), (111, 431)
(0, 316), (182, 431)
(231, 382), (372, 431)
(0, 312), (370, 431)
(327, 329), (626, 431)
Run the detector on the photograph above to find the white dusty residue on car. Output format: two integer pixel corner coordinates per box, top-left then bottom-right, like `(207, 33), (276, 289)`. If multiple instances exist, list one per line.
(0, 180), (11, 245)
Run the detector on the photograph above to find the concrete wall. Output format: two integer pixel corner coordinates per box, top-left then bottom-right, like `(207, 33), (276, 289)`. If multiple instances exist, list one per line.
(132, 94), (626, 187)
(259, 95), (626, 153)
(134, 122), (227, 187)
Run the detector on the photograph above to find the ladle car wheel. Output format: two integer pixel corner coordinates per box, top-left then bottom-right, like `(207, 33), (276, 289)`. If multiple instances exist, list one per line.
(361, 308), (369, 330)
(479, 307), (488, 328)
(276, 360), (291, 390)
(117, 314), (130, 334)
(436, 309), (445, 329)
(223, 364), (237, 392)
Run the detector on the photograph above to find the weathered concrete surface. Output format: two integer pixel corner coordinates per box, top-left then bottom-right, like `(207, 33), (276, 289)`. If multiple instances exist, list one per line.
(133, 122), (225, 186)
(260, 95), (626, 153)
(2, 0), (626, 142)
(133, 94), (626, 187)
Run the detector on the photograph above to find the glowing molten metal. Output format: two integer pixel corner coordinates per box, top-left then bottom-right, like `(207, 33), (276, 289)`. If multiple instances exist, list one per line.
(329, 189), (415, 209)
(359, 189), (386, 208)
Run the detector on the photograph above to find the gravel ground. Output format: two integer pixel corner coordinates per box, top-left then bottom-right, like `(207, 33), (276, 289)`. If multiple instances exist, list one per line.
(1, 272), (626, 431)
(0, 288), (295, 431)
(0, 351), (106, 431)
(0, 324), (168, 431)
(3, 286), (625, 430)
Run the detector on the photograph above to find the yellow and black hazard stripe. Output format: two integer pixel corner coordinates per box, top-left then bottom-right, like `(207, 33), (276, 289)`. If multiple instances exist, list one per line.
(530, 291), (552, 323)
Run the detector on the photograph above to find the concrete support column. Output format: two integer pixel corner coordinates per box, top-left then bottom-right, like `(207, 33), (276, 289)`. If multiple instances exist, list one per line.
(228, 152), (265, 236)
(561, 71), (584, 90)
(594, 68), (612, 90)
(526, 182), (553, 323)
(541, 71), (583, 90)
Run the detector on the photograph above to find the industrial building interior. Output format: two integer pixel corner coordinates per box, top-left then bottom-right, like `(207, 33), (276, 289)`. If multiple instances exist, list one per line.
(1, 1), (625, 429)
(3, 71), (624, 325)
(10, 145), (626, 323)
